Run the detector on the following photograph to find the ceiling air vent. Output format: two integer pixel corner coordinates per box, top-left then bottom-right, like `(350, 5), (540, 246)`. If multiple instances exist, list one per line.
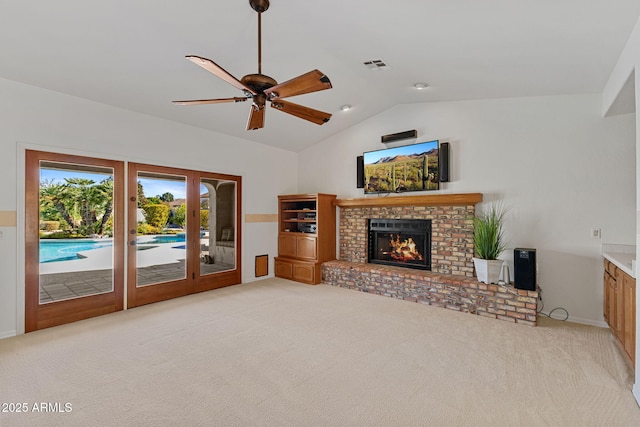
(363, 59), (388, 70)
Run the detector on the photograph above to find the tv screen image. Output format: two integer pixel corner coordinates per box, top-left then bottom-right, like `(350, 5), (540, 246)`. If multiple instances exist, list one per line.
(363, 140), (439, 194)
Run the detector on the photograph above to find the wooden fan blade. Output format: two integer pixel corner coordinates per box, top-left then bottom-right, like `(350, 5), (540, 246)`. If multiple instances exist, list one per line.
(270, 99), (331, 125)
(264, 70), (331, 99)
(172, 97), (248, 106)
(247, 95), (266, 130)
(186, 55), (257, 95)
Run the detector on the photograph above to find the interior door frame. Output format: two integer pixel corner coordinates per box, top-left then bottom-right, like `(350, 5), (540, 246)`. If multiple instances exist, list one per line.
(24, 150), (125, 332)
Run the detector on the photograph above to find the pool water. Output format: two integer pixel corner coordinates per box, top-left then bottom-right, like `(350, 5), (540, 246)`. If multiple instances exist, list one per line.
(144, 234), (186, 244)
(39, 239), (113, 263)
(39, 234), (188, 263)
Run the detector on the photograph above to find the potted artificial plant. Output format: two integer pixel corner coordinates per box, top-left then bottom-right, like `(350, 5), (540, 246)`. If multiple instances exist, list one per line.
(473, 203), (508, 284)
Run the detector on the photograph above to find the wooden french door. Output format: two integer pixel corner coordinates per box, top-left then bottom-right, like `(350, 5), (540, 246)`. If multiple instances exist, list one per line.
(25, 150), (125, 332)
(26, 155), (241, 330)
(127, 163), (241, 308)
(194, 170), (242, 293)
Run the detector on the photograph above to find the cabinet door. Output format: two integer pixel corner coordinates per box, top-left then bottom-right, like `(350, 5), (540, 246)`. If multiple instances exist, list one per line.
(274, 259), (293, 279)
(622, 274), (635, 365)
(293, 263), (315, 284)
(296, 236), (317, 260)
(278, 234), (296, 258)
(606, 274), (616, 330)
(615, 273), (625, 342)
(603, 271), (609, 324)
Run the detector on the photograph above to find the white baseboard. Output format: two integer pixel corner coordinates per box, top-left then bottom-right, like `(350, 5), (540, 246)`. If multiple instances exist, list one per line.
(633, 383), (640, 407)
(0, 330), (17, 339)
(243, 274), (274, 283)
(564, 316), (608, 328)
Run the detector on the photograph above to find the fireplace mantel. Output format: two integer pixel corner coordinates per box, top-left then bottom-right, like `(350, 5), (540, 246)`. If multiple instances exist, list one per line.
(334, 193), (482, 208)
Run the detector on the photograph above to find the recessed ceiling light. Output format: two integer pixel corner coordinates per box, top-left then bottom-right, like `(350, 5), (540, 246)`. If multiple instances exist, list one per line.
(414, 83), (429, 90)
(340, 105), (352, 111)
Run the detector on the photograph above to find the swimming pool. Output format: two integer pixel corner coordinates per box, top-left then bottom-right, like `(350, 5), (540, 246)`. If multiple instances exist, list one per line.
(39, 239), (114, 263)
(40, 234), (188, 263)
(143, 234), (186, 244)
(40, 233), (185, 264)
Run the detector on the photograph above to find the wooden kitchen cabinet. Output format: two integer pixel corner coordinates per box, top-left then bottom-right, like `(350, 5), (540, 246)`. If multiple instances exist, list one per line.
(603, 259), (635, 368)
(275, 194), (336, 284)
(621, 271), (636, 367)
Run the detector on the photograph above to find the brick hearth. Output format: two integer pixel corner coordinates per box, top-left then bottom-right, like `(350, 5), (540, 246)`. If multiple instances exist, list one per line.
(323, 194), (539, 326)
(322, 261), (538, 326)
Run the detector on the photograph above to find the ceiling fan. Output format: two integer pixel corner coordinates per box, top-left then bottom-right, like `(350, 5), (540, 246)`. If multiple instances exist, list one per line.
(173, 0), (333, 130)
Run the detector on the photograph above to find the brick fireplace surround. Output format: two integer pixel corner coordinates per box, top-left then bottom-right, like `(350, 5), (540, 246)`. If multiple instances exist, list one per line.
(321, 193), (539, 326)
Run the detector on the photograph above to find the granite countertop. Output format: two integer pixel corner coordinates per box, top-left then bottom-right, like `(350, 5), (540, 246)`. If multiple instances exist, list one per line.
(602, 244), (636, 278)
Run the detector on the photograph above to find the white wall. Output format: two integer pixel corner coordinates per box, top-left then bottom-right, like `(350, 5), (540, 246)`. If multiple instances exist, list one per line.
(297, 94), (636, 326)
(603, 15), (640, 407)
(0, 77), (297, 338)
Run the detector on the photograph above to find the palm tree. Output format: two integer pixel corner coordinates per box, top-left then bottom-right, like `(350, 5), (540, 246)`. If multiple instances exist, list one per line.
(96, 177), (114, 235)
(40, 176), (114, 236)
(40, 180), (75, 228)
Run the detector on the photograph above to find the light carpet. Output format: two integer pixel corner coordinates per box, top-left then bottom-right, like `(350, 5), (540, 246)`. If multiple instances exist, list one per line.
(0, 278), (639, 426)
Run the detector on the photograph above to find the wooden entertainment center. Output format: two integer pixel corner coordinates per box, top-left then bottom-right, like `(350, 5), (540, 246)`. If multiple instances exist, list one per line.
(274, 193), (336, 284)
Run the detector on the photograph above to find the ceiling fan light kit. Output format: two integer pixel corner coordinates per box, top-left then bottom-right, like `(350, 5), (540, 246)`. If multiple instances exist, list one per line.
(173, 0), (333, 131)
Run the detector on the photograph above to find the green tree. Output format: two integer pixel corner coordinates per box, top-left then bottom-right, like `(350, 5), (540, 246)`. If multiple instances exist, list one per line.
(173, 203), (186, 227)
(146, 196), (162, 205)
(200, 210), (209, 229)
(137, 181), (147, 207)
(39, 179), (74, 228)
(96, 177), (114, 235)
(40, 176), (114, 236)
(159, 192), (175, 202)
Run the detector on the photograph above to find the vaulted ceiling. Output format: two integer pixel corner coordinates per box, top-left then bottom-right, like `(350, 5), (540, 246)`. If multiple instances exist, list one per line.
(2, 1), (639, 151)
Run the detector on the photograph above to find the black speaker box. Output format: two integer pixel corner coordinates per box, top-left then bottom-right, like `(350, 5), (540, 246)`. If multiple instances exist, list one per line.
(514, 248), (536, 291)
(439, 142), (449, 182)
(356, 155), (364, 188)
(381, 130), (417, 144)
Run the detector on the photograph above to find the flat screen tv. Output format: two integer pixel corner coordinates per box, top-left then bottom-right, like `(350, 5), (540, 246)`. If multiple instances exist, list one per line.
(363, 140), (439, 194)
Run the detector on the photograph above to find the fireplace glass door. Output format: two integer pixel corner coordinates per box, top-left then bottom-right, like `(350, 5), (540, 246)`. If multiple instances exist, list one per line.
(368, 219), (431, 270)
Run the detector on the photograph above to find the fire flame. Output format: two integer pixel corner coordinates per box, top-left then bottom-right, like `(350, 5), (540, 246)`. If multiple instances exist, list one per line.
(386, 235), (424, 262)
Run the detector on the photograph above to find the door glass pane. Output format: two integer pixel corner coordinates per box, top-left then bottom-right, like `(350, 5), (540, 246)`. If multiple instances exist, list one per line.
(39, 162), (115, 304)
(199, 178), (236, 275)
(136, 172), (187, 286)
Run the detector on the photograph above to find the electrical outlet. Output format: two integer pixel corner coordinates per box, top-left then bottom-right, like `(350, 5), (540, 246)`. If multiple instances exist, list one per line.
(591, 228), (601, 239)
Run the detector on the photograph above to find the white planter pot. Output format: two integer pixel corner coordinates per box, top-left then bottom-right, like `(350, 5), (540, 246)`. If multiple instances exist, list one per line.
(473, 258), (504, 284)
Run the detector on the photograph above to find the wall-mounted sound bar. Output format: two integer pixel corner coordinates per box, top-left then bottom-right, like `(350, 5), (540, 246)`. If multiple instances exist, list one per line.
(357, 155), (364, 188)
(381, 129), (417, 144)
(439, 142), (450, 182)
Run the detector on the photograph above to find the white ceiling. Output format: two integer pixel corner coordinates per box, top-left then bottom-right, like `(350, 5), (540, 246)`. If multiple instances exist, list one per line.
(1, 1), (639, 152)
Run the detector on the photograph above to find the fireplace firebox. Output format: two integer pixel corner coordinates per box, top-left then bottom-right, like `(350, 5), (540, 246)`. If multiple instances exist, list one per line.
(368, 219), (431, 270)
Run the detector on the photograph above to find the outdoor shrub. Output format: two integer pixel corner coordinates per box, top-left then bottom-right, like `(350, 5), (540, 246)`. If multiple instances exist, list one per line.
(200, 210), (209, 229)
(40, 231), (76, 239)
(40, 221), (60, 231)
(137, 222), (159, 235)
(142, 204), (169, 228)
